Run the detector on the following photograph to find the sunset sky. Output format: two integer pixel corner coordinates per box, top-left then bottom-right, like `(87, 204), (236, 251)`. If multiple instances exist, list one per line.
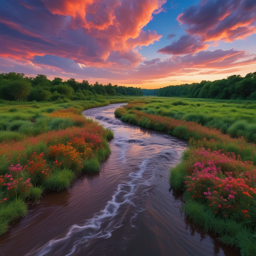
(0, 0), (256, 88)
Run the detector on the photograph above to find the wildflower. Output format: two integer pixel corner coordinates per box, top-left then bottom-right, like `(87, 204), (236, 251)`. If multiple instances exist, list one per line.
(243, 191), (253, 198)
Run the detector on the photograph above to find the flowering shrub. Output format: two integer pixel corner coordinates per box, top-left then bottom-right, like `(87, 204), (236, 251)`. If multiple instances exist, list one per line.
(71, 137), (94, 159)
(81, 133), (103, 150)
(0, 124), (105, 156)
(47, 142), (83, 173)
(185, 165), (256, 220)
(180, 147), (256, 222)
(0, 165), (32, 201)
(185, 148), (255, 181)
(25, 152), (50, 185)
(8, 164), (23, 178)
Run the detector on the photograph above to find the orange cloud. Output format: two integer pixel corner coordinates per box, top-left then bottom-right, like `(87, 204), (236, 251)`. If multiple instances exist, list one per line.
(0, 0), (166, 68)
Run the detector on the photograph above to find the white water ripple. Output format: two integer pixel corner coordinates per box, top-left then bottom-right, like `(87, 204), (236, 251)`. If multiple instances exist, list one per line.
(27, 159), (153, 256)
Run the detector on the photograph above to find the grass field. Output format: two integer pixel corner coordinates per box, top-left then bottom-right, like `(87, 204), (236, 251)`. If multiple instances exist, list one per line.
(131, 97), (256, 143)
(115, 97), (256, 256)
(0, 96), (130, 235)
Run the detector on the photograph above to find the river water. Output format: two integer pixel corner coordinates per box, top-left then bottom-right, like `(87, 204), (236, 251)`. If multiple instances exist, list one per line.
(0, 104), (240, 256)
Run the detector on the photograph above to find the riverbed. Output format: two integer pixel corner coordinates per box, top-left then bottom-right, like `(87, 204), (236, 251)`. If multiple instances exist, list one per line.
(0, 103), (240, 256)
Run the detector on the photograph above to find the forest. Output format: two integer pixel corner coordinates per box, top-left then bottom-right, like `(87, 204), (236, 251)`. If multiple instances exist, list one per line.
(155, 72), (256, 100)
(0, 72), (143, 102)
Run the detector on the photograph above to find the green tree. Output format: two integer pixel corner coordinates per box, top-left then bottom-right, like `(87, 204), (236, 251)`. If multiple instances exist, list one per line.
(0, 80), (31, 101)
(28, 87), (52, 101)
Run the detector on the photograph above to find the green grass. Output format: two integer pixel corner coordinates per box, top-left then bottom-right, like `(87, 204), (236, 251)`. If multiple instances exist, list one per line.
(82, 158), (101, 173)
(29, 187), (43, 201)
(0, 199), (27, 235)
(0, 131), (24, 143)
(43, 169), (76, 192)
(135, 97), (256, 143)
(183, 200), (256, 256)
(169, 162), (186, 191)
(0, 96), (132, 143)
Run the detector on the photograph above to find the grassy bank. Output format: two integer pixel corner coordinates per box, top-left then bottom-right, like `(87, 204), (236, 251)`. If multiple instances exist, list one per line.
(126, 97), (256, 144)
(0, 97), (130, 235)
(115, 99), (256, 256)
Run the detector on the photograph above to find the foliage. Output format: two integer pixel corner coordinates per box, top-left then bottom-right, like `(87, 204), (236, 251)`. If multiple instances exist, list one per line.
(0, 72), (143, 102)
(43, 169), (75, 191)
(157, 72), (256, 100)
(0, 199), (27, 235)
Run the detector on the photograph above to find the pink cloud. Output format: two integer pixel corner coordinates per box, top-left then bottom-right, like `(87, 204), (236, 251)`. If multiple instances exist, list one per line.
(1, 49), (255, 85)
(159, 0), (256, 55)
(0, 0), (166, 68)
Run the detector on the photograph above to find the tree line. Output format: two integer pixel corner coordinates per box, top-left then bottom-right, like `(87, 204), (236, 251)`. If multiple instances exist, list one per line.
(142, 89), (158, 96)
(0, 72), (143, 101)
(145, 72), (256, 100)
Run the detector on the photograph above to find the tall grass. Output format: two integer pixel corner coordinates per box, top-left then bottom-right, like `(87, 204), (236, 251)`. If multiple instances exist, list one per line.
(43, 169), (75, 191)
(0, 199), (27, 234)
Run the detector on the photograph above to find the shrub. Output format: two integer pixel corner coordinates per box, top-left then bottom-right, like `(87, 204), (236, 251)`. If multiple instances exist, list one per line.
(169, 162), (186, 191)
(105, 129), (114, 140)
(24, 152), (51, 186)
(29, 187), (43, 201)
(227, 120), (248, 138)
(8, 108), (18, 113)
(0, 131), (24, 143)
(47, 142), (83, 173)
(173, 125), (189, 140)
(43, 169), (75, 191)
(8, 120), (32, 132)
(82, 158), (100, 173)
(47, 118), (74, 131)
(0, 199), (27, 235)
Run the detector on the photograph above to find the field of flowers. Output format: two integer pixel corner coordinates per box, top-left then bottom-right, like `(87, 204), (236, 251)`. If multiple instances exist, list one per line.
(0, 98), (129, 236)
(115, 100), (256, 256)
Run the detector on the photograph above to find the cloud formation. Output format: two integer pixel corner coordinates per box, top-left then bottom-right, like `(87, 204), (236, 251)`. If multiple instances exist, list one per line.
(0, 0), (255, 86)
(0, 0), (165, 67)
(158, 34), (207, 55)
(1, 49), (255, 85)
(159, 0), (256, 55)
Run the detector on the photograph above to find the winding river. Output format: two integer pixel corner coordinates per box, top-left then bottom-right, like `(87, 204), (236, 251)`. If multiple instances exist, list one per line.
(0, 104), (240, 256)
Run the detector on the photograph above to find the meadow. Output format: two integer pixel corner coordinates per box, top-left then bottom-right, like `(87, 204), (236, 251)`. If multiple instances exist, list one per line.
(0, 96), (129, 235)
(115, 97), (256, 256)
(127, 97), (256, 143)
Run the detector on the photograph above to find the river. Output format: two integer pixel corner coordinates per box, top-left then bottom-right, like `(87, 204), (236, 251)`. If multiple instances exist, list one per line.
(0, 103), (240, 256)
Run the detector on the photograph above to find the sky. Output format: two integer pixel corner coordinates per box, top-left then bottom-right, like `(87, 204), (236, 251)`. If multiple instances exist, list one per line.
(0, 0), (256, 89)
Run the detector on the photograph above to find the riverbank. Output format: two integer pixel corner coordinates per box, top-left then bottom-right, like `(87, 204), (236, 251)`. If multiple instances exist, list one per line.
(0, 97), (132, 236)
(115, 101), (256, 256)
(1, 103), (238, 256)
